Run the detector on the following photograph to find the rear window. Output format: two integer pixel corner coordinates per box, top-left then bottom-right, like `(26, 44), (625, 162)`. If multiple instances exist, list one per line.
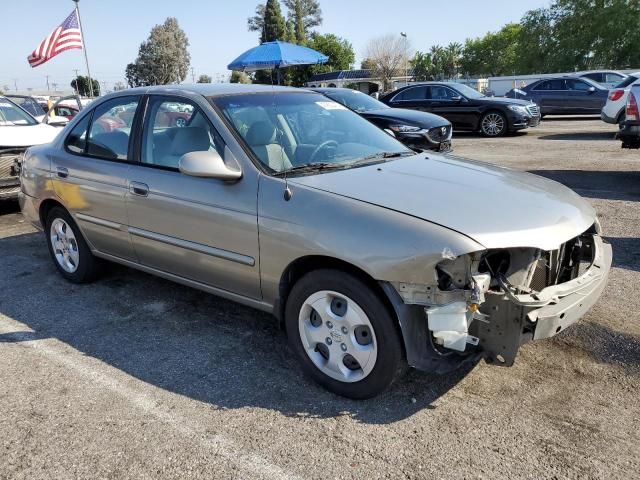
(615, 75), (639, 89)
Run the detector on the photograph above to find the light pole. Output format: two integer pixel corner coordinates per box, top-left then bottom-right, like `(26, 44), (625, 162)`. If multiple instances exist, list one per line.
(400, 32), (408, 87)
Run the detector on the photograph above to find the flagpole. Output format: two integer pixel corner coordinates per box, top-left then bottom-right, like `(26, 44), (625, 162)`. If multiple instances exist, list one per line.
(72, 0), (95, 98)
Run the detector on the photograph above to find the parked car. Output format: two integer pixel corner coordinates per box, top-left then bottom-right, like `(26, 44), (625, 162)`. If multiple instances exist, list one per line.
(312, 87), (452, 152)
(19, 85), (611, 398)
(577, 70), (627, 89)
(619, 85), (640, 149)
(505, 76), (609, 116)
(0, 97), (59, 200)
(380, 82), (540, 137)
(5, 95), (46, 118)
(601, 72), (640, 124)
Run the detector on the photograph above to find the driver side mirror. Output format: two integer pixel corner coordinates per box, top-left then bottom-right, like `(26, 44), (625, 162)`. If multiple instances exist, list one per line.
(588, 86), (596, 93)
(179, 147), (242, 181)
(451, 95), (463, 102)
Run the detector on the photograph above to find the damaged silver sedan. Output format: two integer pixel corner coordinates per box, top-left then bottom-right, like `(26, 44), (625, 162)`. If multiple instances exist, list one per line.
(19, 85), (612, 399)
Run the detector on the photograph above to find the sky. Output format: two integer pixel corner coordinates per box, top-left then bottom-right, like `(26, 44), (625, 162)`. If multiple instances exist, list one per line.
(1, 0), (550, 93)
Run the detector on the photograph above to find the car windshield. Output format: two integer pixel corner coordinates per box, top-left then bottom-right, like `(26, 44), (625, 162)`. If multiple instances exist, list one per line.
(320, 89), (389, 113)
(212, 92), (412, 174)
(6, 96), (43, 118)
(450, 83), (485, 99)
(0, 98), (38, 126)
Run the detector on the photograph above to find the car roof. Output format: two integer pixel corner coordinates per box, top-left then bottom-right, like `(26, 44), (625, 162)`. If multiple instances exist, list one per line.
(108, 83), (302, 98)
(312, 87), (362, 93)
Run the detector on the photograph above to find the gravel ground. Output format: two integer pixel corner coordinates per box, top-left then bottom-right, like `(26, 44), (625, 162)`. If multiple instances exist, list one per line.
(0, 117), (638, 479)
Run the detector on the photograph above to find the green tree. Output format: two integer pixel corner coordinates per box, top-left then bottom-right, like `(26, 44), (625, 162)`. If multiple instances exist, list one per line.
(125, 17), (190, 86)
(247, 4), (266, 38)
(360, 58), (376, 70)
(282, 0), (322, 43)
(307, 33), (354, 72)
(71, 75), (100, 96)
(197, 74), (212, 83)
(230, 71), (252, 84)
(460, 24), (522, 77)
(411, 51), (435, 81)
(262, 0), (287, 42)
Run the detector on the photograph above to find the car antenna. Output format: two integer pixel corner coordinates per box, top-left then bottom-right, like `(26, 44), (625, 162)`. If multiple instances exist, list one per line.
(271, 66), (292, 201)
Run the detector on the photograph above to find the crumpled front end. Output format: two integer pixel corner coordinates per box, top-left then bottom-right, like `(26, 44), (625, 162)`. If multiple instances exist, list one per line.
(390, 223), (612, 368)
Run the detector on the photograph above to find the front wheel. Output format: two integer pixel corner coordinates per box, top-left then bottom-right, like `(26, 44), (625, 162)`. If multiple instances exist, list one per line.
(480, 111), (507, 137)
(285, 269), (405, 399)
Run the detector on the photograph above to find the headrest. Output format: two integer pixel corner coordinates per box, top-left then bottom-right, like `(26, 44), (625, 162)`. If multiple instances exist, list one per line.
(171, 127), (210, 156)
(246, 121), (276, 146)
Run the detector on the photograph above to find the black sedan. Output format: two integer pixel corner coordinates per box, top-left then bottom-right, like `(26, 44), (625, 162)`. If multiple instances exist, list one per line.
(380, 82), (540, 137)
(312, 87), (453, 152)
(505, 76), (609, 116)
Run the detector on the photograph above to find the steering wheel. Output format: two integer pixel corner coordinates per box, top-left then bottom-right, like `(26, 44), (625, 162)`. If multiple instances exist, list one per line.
(308, 140), (338, 164)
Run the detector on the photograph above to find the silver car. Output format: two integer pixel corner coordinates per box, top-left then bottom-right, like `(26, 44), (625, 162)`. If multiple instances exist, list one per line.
(19, 84), (612, 399)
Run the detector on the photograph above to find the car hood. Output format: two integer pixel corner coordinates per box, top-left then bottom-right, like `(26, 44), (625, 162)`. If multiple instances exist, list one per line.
(290, 154), (595, 251)
(361, 108), (450, 128)
(0, 122), (59, 147)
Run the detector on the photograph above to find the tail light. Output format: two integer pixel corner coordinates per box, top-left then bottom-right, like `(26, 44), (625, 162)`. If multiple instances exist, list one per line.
(608, 89), (624, 101)
(627, 93), (639, 121)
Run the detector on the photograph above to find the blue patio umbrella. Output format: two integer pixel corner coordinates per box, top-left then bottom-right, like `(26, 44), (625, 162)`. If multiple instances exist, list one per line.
(228, 40), (329, 84)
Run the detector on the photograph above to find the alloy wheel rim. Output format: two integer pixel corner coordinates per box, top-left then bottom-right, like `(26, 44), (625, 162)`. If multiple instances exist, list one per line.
(50, 218), (80, 273)
(482, 113), (504, 136)
(298, 290), (377, 383)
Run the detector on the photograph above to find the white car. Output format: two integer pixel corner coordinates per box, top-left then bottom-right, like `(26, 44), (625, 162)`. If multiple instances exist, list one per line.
(601, 72), (640, 124)
(0, 97), (60, 200)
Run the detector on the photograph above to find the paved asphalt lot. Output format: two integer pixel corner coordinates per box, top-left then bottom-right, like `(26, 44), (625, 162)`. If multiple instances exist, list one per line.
(1, 117), (639, 479)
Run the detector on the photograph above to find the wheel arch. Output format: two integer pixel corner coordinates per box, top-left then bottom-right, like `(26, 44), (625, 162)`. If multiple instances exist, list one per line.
(276, 255), (397, 329)
(39, 198), (67, 227)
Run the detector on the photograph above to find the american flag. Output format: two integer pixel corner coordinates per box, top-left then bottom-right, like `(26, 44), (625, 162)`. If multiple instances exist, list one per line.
(27, 9), (83, 68)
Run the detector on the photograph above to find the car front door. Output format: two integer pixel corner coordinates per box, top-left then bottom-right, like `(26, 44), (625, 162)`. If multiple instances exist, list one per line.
(49, 95), (141, 261)
(427, 85), (473, 129)
(566, 79), (605, 113)
(125, 95), (261, 299)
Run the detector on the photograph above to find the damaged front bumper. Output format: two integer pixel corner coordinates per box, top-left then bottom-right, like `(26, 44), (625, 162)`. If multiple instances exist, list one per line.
(385, 232), (612, 372)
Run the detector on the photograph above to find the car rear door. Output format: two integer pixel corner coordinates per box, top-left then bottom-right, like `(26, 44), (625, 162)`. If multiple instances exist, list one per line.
(49, 95), (141, 261)
(386, 85), (429, 112)
(125, 94), (261, 299)
(531, 80), (566, 114)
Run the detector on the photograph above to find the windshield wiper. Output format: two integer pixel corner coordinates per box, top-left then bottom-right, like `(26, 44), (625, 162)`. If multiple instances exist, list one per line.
(354, 151), (414, 164)
(274, 162), (344, 176)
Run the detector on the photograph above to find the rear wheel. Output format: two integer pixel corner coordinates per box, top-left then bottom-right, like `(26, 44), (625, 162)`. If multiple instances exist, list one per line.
(285, 269), (405, 399)
(480, 111), (507, 137)
(45, 207), (101, 283)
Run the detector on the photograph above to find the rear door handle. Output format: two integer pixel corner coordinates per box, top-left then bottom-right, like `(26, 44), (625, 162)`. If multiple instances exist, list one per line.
(56, 167), (69, 178)
(129, 181), (149, 197)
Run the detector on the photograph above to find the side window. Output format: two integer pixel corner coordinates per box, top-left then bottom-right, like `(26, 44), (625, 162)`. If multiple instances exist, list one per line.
(86, 96), (140, 160)
(566, 79), (591, 91)
(583, 73), (601, 83)
(141, 97), (224, 169)
(533, 81), (549, 91)
(605, 73), (624, 84)
(429, 86), (457, 100)
(65, 114), (90, 154)
(396, 86), (427, 101)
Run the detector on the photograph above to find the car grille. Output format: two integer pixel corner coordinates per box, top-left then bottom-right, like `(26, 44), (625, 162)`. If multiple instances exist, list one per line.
(427, 125), (452, 143)
(0, 148), (25, 180)
(526, 104), (540, 117)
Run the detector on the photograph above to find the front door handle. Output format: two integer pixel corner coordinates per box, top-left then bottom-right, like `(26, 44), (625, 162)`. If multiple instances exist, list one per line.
(56, 167), (69, 178)
(129, 181), (149, 197)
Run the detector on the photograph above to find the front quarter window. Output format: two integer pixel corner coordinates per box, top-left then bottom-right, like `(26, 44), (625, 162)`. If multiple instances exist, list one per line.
(212, 92), (411, 174)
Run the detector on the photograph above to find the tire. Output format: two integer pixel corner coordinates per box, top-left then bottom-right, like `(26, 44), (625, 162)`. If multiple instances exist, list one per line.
(480, 111), (507, 137)
(285, 269), (405, 399)
(45, 206), (101, 283)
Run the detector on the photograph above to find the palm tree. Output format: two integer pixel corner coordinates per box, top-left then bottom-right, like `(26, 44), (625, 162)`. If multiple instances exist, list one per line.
(444, 42), (463, 79)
